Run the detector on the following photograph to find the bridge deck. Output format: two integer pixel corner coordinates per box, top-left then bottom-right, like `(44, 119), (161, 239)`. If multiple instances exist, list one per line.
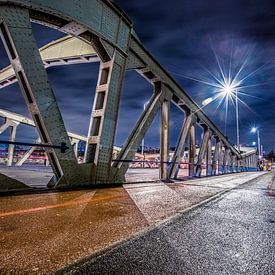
(0, 166), (239, 189)
(0, 171), (267, 274)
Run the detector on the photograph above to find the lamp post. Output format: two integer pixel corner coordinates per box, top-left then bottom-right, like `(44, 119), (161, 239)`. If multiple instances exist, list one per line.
(235, 90), (240, 151)
(202, 86), (240, 151)
(221, 86), (240, 151)
(251, 127), (261, 158)
(141, 101), (149, 155)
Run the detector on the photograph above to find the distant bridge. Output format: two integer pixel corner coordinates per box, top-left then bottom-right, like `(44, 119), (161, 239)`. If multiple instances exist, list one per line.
(0, 0), (258, 189)
(0, 108), (127, 166)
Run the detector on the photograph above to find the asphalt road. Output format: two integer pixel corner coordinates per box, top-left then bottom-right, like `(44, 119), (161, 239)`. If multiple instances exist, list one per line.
(64, 173), (275, 275)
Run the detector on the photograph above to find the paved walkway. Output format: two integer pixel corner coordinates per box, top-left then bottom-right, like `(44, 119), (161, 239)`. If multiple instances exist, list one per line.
(66, 172), (274, 275)
(0, 172), (267, 274)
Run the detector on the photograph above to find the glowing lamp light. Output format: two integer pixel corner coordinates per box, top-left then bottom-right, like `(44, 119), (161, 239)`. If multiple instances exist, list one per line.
(221, 84), (234, 95)
(202, 97), (213, 106)
(251, 127), (257, 133)
(252, 141), (256, 146)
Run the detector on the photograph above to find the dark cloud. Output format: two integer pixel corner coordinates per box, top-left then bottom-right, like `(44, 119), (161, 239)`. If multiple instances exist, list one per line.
(116, 0), (275, 151)
(0, 0), (274, 152)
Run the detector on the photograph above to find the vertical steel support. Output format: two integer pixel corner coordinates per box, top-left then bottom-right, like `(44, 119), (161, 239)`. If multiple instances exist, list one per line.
(226, 151), (230, 172)
(169, 113), (193, 179)
(70, 138), (79, 159)
(219, 146), (225, 174)
(160, 99), (170, 180)
(188, 124), (196, 177)
(236, 157), (241, 172)
(229, 152), (233, 173)
(7, 121), (19, 166)
(244, 157), (247, 171)
(0, 7), (86, 187)
(232, 155), (237, 172)
(240, 158), (244, 172)
(112, 82), (171, 181)
(218, 148), (224, 174)
(223, 149), (230, 173)
(212, 138), (221, 175)
(85, 52), (126, 183)
(195, 128), (210, 177)
(252, 155), (255, 170)
(206, 138), (212, 176)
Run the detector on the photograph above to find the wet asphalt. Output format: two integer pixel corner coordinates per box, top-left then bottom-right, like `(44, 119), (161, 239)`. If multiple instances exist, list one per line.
(64, 173), (275, 275)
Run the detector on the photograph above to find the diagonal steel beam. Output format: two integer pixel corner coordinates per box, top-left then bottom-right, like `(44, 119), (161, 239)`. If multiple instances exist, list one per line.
(112, 82), (171, 181)
(0, 6), (88, 187)
(169, 113), (194, 179)
(195, 128), (211, 177)
(15, 138), (40, 166)
(0, 121), (9, 134)
(0, 35), (98, 89)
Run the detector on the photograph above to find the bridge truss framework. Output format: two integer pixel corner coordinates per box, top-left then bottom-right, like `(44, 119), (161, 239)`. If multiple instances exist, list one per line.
(0, 0), (258, 189)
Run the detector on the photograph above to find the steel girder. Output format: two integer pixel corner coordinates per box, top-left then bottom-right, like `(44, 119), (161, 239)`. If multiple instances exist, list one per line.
(0, 108), (136, 168)
(0, 35), (98, 88)
(169, 113), (195, 179)
(0, 0), (258, 187)
(112, 82), (172, 182)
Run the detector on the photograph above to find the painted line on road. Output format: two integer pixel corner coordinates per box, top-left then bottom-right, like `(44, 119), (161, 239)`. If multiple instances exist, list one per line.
(0, 192), (96, 217)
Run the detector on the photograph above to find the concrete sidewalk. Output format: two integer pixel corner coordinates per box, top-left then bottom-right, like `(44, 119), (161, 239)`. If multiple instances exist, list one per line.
(0, 172), (267, 274)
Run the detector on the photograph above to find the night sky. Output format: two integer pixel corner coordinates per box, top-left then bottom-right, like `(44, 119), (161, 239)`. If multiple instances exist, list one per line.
(0, 0), (275, 153)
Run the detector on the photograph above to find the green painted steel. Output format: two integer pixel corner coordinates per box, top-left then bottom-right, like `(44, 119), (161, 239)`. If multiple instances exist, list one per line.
(0, 0), (258, 188)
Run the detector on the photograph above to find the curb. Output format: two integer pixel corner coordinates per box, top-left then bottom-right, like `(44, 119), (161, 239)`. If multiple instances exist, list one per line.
(57, 172), (268, 274)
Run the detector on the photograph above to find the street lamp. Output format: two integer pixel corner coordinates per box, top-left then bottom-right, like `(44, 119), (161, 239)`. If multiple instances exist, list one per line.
(234, 90), (240, 151)
(220, 85), (240, 151)
(202, 97), (214, 107)
(141, 101), (149, 155)
(201, 86), (240, 151)
(251, 127), (261, 158)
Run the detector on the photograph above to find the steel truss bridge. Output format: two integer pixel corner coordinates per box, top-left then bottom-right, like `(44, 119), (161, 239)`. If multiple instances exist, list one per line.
(0, 0), (258, 189)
